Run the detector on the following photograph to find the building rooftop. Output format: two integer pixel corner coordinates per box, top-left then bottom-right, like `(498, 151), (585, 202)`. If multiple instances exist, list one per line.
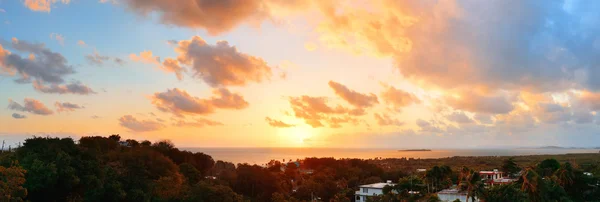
(358, 181), (396, 189)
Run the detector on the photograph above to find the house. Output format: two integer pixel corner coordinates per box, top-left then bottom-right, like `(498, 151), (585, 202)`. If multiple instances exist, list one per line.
(355, 180), (396, 202)
(479, 169), (503, 180)
(437, 187), (475, 202)
(479, 169), (516, 186)
(118, 141), (130, 147)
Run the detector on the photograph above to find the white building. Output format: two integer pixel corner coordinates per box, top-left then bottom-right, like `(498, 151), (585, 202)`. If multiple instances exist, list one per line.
(437, 188), (476, 202)
(479, 169), (503, 180)
(355, 181), (396, 202)
(479, 169), (515, 186)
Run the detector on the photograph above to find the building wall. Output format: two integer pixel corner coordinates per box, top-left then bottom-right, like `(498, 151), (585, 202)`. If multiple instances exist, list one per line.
(355, 188), (384, 202)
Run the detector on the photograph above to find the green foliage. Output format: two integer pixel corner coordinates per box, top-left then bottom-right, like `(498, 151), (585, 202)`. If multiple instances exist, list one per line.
(501, 158), (520, 178)
(537, 159), (561, 177)
(482, 184), (527, 202)
(1, 135), (599, 202)
(0, 165), (28, 201)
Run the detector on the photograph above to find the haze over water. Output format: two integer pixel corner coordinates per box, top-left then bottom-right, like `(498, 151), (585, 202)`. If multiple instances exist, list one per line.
(185, 148), (600, 165)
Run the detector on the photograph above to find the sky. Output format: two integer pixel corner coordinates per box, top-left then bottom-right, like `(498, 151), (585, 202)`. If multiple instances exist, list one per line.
(2, 0), (600, 149)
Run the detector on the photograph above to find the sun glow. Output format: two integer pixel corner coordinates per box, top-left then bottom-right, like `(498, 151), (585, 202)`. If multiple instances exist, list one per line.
(280, 126), (315, 147)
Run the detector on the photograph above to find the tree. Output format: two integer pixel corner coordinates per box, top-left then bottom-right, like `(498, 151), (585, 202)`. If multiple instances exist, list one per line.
(183, 181), (244, 202)
(426, 195), (441, 202)
(537, 159), (561, 178)
(460, 168), (483, 202)
(0, 165), (28, 201)
(501, 158), (521, 178)
(482, 184), (527, 202)
(520, 167), (542, 202)
(180, 163), (202, 185)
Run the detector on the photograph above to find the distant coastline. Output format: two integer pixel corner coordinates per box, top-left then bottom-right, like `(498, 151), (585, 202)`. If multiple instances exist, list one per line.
(519, 146), (600, 150)
(398, 149), (432, 152)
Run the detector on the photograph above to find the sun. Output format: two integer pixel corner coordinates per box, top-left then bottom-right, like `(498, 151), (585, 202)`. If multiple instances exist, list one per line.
(281, 126), (314, 147)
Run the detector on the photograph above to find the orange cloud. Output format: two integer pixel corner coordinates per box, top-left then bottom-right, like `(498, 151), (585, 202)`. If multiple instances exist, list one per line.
(445, 91), (514, 114)
(380, 84), (420, 110)
(265, 117), (295, 128)
(304, 42), (318, 51)
(374, 113), (403, 126)
(49, 33), (65, 46)
(288, 95), (363, 128)
(24, 0), (70, 12)
(173, 36), (272, 87)
(173, 118), (224, 128)
(119, 115), (164, 132)
(122, 0), (269, 35)
(151, 88), (248, 117)
(328, 80), (378, 108)
(161, 58), (185, 81)
(77, 40), (86, 47)
(130, 50), (160, 64)
(8, 98), (53, 115)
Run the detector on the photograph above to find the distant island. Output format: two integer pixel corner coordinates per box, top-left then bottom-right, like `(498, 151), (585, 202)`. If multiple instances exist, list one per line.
(399, 149), (432, 152)
(519, 146), (600, 149)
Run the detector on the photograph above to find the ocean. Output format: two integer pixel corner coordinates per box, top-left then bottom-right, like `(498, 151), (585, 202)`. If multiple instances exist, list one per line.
(183, 147), (600, 165)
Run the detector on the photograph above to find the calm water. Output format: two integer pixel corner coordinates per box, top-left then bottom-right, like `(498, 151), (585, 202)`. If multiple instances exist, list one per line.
(183, 147), (600, 165)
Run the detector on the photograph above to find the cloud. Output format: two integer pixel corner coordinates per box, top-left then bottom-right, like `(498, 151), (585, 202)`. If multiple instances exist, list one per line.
(445, 91), (514, 114)
(86, 51), (124, 67)
(304, 42), (317, 51)
(209, 88), (249, 109)
(151, 88), (248, 117)
(373, 113), (403, 126)
(1, 38), (74, 84)
(130, 50), (160, 64)
(446, 111), (473, 123)
(380, 84), (420, 110)
(77, 40), (86, 47)
(579, 91), (600, 111)
(119, 115), (165, 132)
(328, 80), (378, 108)
(12, 113), (26, 119)
(130, 51), (184, 80)
(91, 115), (100, 119)
(288, 95), (363, 128)
(121, 0), (270, 35)
(173, 118), (223, 127)
(416, 119), (443, 133)
(54, 102), (83, 113)
(172, 36), (272, 87)
(49, 33), (65, 46)
(8, 98), (53, 115)
(160, 58), (185, 80)
(86, 51), (110, 66)
(0, 38), (95, 94)
(24, 0), (70, 12)
(0, 9), (5, 13)
(312, 1), (600, 92)
(33, 80), (96, 95)
(265, 117), (295, 128)
(474, 113), (494, 124)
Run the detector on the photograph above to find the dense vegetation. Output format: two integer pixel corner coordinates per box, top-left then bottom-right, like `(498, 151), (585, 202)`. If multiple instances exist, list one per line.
(1, 135), (599, 202)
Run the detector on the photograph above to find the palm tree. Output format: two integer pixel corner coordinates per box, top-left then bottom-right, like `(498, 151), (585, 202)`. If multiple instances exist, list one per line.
(520, 167), (541, 202)
(459, 168), (483, 202)
(554, 162), (574, 187)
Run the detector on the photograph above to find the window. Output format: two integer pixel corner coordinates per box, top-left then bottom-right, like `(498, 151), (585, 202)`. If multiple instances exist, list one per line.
(363, 188), (368, 193)
(356, 196), (361, 201)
